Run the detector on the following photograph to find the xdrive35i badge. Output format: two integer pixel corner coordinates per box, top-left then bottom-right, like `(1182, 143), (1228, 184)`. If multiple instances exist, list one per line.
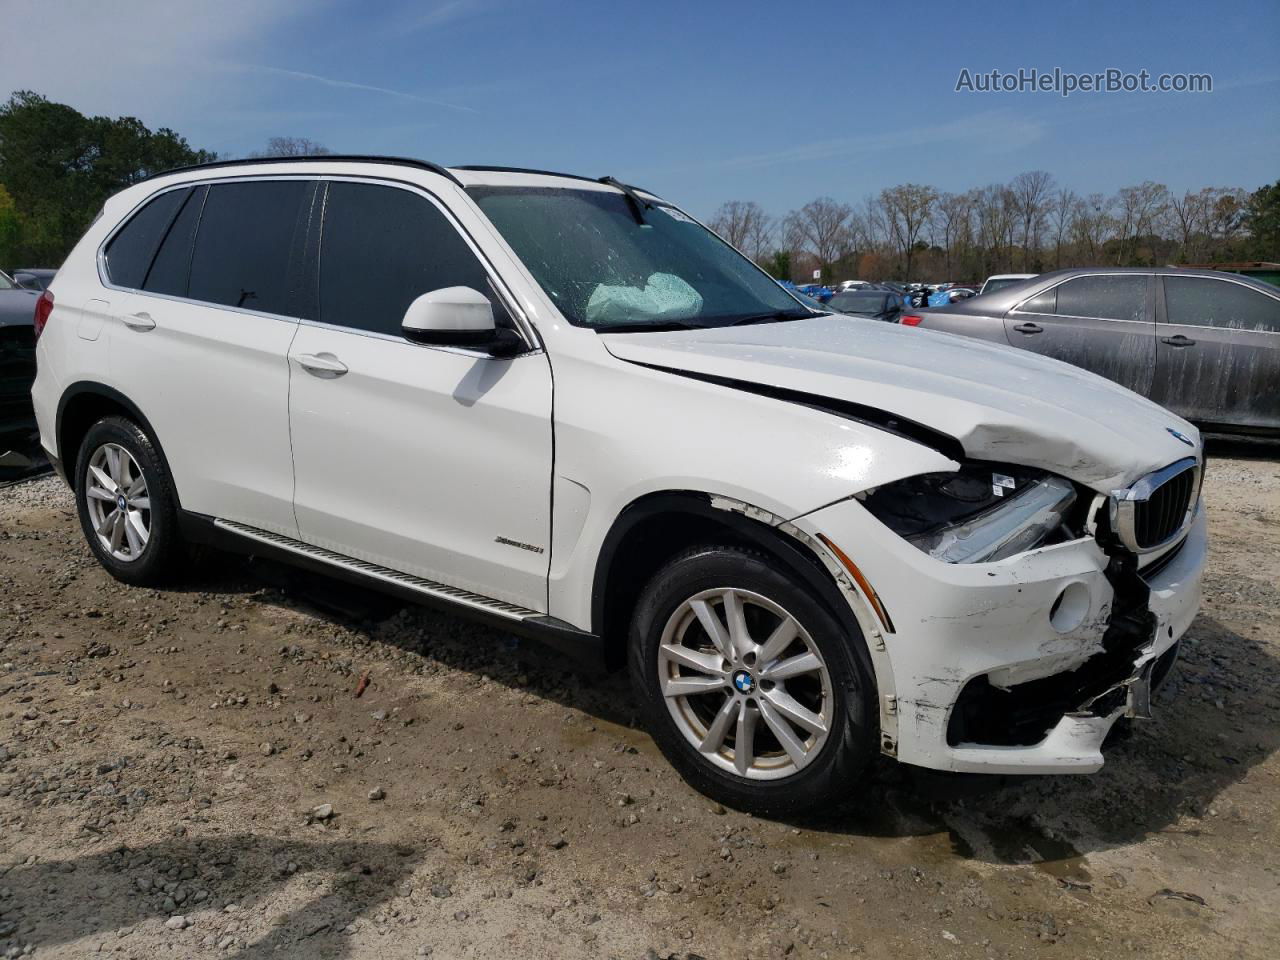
(494, 536), (545, 555)
(1166, 427), (1195, 447)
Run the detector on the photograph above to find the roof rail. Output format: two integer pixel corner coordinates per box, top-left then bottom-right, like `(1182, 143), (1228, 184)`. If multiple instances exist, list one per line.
(454, 165), (656, 196)
(139, 154), (462, 185)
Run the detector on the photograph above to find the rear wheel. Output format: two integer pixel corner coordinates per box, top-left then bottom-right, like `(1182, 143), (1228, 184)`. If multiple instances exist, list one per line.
(75, 416), (183, 586)
(629, 545), (878, 816)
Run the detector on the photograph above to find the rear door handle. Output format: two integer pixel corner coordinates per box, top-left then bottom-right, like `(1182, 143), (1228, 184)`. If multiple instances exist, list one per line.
(293, 352), (349, 377)
(1013, 322), (1043, 334)
(121, 311), (155, 331)
(1161, 334), (1196, 347)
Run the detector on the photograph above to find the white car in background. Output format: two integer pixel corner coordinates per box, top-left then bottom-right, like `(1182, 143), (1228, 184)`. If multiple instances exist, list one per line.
(32, 157), (1204, 815)
(980, 273), (1037, 295)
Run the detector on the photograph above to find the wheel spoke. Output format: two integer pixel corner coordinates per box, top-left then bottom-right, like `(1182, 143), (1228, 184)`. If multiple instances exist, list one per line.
(757, 616), (800, 663)
(699, 697), (739, 753)
(128, 496), (151, 510)
(722, 589), (752, 659)
(663, 675), (728, 698)
(126, 475), (147, 498)
(109, 512), (126, 553)
(126, 510), (149, 547)
(89, 465), (117, 494)
(86, 486), (116, 502)
(762, 688), (826, 735)
(734, 701), (759, 775)
(757, 697), (809, 768)
(761, 652), (822, 682)
(660, 644), (725, 677)
(106, 446), (124, 486)
(123, 514), (143, 555)
(96, 508), (117, 536)
(690, 599), (733, 660)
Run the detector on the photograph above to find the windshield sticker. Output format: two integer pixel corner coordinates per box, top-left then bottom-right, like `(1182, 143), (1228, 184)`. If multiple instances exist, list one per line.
(657, 205), (696, 224)
(992, 473), (1016, 497)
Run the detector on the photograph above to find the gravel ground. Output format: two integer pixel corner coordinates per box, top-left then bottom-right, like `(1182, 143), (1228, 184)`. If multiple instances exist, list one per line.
(1, 446), (1277, 959)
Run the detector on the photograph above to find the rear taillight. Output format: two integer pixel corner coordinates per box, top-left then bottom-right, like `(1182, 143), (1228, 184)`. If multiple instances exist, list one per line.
(33, 290), (54, 341)
(900, 314), (922, 326)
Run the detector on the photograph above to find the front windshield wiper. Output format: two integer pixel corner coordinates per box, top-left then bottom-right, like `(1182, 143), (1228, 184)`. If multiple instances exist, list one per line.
(725, 310), (812, 326)
(597, 320), (706, 334)
(599, 176), (652, 225)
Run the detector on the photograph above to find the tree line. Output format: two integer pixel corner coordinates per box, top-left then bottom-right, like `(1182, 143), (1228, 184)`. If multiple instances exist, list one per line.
(710, 173), (1280, 285)
(0, 92), (335, 268)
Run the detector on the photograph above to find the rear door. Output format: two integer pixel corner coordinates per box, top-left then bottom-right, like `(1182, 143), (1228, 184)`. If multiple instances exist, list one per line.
(1002, 273), (1156, 396)
(1152, 274), (1280, 430)
(105, 178), (316, 536)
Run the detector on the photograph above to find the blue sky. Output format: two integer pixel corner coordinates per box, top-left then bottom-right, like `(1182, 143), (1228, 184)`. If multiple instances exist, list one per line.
(2, 0), (1277, 218)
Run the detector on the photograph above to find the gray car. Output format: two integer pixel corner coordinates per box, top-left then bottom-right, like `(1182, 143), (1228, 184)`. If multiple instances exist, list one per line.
(0, 270), (40, 437)
(904, 267), (1280, 435)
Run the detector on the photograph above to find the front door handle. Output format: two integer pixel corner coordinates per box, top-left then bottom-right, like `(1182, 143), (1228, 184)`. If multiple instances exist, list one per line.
(293, 352), (349, 377)
(1161, 334), (1196, 347)
(121, 311), (156, 331)
(1013, 321), (1043, 334)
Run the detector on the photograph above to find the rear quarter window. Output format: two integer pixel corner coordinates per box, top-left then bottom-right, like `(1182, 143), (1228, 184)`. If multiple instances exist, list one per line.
(103, 189), (189, 289)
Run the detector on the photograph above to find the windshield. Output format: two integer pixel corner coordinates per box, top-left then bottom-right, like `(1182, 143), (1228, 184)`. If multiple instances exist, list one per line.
(830, 292), (891, 315)
(469, 185), (810, 330)
(0, 272), (13, 290)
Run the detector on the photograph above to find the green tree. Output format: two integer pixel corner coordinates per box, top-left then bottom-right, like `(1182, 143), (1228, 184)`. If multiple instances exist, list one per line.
(0, 183), (23, 267)
(0, 90), (215, 265)
(1245, 180), (1280, 259)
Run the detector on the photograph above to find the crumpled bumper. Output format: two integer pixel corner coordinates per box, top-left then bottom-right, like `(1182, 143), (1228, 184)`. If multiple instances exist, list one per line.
(794, 498), (1206, 775)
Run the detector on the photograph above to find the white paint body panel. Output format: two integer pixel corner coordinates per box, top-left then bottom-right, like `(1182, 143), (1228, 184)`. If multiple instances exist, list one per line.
(33, 161), (1208, 777)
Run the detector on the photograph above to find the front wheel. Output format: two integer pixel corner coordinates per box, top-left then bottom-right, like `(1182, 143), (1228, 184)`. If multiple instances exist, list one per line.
(629, 545), (878, 816)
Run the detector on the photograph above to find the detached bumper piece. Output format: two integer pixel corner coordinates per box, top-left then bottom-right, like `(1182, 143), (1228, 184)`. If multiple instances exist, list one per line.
(948, 552), (1173, 749)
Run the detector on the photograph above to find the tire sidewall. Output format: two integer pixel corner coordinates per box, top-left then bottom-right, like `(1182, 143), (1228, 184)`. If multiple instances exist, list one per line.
(629, 546), (878, 816)
(75, 417), (178, 585)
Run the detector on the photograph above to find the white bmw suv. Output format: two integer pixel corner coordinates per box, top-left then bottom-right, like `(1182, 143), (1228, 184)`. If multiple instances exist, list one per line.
(31, 157), (1205, 814)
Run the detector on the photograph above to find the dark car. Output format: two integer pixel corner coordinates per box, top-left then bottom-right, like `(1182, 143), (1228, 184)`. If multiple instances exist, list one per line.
(902, 267), (1280, 435)
(827, 290), (902, 322)
(0, 270), (40, 437)
(10, 268), (56, 291)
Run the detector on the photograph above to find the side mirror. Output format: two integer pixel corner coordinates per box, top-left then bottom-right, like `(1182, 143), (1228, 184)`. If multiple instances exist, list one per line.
(401, 286), (525, 357)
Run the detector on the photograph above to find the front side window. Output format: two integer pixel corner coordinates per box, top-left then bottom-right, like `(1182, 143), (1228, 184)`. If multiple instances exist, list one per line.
(104, 188), (189, 289)
(1053, 275), (1148, 323)
(318, 181), (494, 337)
(187, 180), (312, 317)
(469, 186), (807, 330)
(1164, 276), (1280, 333)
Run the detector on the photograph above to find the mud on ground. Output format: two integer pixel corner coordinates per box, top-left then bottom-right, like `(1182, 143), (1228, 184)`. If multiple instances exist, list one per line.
(1, 447), (1277, 959)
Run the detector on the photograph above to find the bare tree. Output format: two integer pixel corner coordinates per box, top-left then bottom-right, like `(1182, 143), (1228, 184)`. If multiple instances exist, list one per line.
(1072, 192), (1114, 264)
(782, 197), (855, 277)
(1009, 171), (1055, 270)
(708, 200), (773, 261)
(1112, 181), (1169, 264)
(1048, 187), (1079, 270)
(931, 192), (973, 279)
(879, 183), (937, 280)
(251, 136), (332, 158)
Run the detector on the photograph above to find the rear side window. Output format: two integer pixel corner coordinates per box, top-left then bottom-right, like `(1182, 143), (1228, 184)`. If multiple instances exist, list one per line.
(318, 181), (494, 337)
(104, 188), (189, 288)
(1018, 287), (1056, 313)
(1053, 275), (1148, 323)
(143, 186), (206, 297)
(1164, 276), (1280, 333)
(188, 180), (312, 317)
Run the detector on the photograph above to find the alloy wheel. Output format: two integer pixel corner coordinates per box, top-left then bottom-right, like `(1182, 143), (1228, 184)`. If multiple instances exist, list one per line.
(84, 443), (151, 562)
(658, 587), (833, 780)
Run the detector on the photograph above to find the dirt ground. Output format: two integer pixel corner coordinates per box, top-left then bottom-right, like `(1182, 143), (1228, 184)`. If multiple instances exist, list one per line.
(1, 446), (1278, 960)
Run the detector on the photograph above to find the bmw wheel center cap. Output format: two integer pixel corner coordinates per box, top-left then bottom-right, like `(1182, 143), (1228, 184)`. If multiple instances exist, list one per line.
(732, 670), (755, 695)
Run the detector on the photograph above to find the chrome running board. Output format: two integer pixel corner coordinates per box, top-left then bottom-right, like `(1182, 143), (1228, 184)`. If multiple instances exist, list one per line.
(213, 519), (541, 621)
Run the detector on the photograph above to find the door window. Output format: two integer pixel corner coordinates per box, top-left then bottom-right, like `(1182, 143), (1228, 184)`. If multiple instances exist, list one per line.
(143, 186), (206, 297)
(187, 180), (314, 318)
(1053, 275), (1147, 322)
(318, 181), (497, 337)
(103, 188), (190, 289)
(1164, 276), (1280, 333)
(1017, 287), (1056, 314)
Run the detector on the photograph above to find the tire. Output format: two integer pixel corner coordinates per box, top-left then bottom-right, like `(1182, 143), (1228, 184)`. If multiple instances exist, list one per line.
(74, 415), (184, 586)
(629, 545), (878, 816)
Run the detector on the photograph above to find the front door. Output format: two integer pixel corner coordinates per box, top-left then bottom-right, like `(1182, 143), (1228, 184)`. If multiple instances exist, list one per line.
(1002, 273), (1156, 397)
(287, 179), (553, 611)
(1152, 274), (1280, 430)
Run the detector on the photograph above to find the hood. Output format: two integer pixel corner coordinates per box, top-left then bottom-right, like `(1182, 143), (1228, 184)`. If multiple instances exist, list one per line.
(601, 315), (1198, 491)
